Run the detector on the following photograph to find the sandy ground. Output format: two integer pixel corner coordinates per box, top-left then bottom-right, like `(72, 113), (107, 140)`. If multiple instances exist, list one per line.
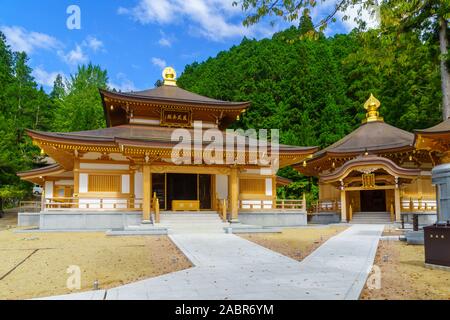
(382, 225), (406, 237)
(0, 214), (191, 300)
(360, 240), (450, 300)
(240, 225), (348, 261)
(0, 211), (18, 231)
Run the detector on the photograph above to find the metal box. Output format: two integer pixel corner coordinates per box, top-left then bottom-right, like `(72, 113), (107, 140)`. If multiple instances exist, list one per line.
(424, 225), (450, 267)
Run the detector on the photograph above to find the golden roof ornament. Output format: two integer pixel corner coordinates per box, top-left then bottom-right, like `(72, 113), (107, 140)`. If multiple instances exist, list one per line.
(162, 67), (177, 86)
(362, 93), (383, 123)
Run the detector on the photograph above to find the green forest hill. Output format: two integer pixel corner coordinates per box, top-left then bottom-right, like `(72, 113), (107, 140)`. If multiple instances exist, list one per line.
(0, 16), (443, 207)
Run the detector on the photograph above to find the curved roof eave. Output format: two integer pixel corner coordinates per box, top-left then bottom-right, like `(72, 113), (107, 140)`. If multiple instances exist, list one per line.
(99, 88), (251, 108)
(319, 155), (421, 183)
(17, 164), (65, 179)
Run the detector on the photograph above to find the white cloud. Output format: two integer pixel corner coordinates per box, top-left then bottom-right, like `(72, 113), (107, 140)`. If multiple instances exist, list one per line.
(118, 0), (265, 41)
(84, 36), (104, 52)
(158, 37), (171, 47)
(58, 45), (88, 66)
(309, 1), (379, 34)
(59, 36), (104, 67)
(0, 25), (61, 54)
(109, 73), (137, 92)
(339, 3), (380, 31)
(158, 30), (175, 47)
(32, 66), (65, 88)
(151, 57), (167, 69)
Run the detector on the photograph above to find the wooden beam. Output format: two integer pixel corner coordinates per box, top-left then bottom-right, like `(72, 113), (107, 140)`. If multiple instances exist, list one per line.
(345, 185), (396, 191)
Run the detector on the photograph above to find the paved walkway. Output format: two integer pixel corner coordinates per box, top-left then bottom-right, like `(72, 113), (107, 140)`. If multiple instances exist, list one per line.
(44, 224), (383, 300)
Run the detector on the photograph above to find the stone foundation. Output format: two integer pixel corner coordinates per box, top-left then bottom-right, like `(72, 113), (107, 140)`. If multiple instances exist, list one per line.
(237, 212), (307, 227)
(19, 211), (142, 230)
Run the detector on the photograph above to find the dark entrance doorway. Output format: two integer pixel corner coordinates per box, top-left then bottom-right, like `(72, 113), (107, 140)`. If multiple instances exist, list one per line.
(152, 173), (212, 210)
(360, 190), (386, 212)
(167, 174), (197, 210)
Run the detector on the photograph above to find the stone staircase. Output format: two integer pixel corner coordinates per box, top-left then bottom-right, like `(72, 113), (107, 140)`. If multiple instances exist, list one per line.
(351, 212), (392, 224)
(159, 211), (229, 234)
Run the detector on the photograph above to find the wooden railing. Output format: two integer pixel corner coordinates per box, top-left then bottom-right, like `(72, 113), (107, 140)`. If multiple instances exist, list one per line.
(19, 201), (41, 213)
(401, 197), (437, 212)
(43, 197), (143, 211)
(152, 193), (160, 223)
(238, 198), (306, 212)
(216, 197), (306, 214)
(216, 199), (228, 221)
(309, 199), (341, 213)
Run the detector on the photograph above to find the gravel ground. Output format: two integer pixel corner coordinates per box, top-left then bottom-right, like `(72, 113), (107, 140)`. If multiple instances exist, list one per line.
(360, 240), (450, 300)
(239, 225), (348, 261)
(0, 220), (192, 300)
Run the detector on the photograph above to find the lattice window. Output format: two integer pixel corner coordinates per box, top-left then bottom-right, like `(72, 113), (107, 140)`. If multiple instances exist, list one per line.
(88, 175), (121, 192)
(239, 179), (265, 194)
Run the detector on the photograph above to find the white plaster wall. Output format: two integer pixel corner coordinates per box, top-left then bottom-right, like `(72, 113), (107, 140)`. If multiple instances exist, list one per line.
(81, 152), (102, 160)
(121, 175), (130, 194)
(109, 153), (128, 161)
(44, 181), (53, 199)
(241, 168), (275, 175)
(80, 163), (129, 170)
(265, 178), (273, 196)
(216, 174), (228, 199)
(241, 200), (273, 209)
(79, 173), (88, 193)
(134, 172), (143, 199)
(54, 179), (74, 186)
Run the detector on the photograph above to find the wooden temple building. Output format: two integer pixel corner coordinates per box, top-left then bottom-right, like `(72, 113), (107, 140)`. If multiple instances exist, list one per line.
(17, 67), (316, 230)
(296, 94), (437, 223)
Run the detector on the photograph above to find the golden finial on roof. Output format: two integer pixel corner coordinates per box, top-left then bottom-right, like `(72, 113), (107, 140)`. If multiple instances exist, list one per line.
(362, 93), (383, 123)
(162, 67), (177, 86)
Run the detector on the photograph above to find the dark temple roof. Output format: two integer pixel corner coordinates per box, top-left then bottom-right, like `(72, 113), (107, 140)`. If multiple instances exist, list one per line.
(26, 125), (317, 152)
(316, 120), (414, 157)
(100, 85), (249, 107)
(415, 118), (450, 135)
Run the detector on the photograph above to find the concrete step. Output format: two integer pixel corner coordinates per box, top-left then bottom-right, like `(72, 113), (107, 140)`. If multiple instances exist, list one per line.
(158, 211), (228, 234)
(351, 212), (392, 224)
(124, 224), (158, 231)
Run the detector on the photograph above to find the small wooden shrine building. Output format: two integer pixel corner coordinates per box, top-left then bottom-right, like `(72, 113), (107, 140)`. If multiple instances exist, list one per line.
(295, 94), (436, 222)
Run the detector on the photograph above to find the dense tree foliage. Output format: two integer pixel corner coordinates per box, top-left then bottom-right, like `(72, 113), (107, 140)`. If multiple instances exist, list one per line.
(177, 19), (442, 199)
(0, 32), (54, 207)
(52, 64), (108, 132)
(0, 32), (108, 207)
(236, 0), (450, 119)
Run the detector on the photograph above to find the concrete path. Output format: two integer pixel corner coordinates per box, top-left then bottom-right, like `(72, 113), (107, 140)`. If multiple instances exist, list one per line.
(44, 224), (383, 300)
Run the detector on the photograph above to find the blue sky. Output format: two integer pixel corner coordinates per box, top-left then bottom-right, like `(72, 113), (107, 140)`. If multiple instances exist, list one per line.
(0, 0), (375, 92)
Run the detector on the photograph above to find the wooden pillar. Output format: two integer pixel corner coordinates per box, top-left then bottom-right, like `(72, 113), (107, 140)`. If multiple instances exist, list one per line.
(272, 176), (277, 209)
(73, 158), (80, 197)
(129, 168), (135, 209)
(394, 187), (401, 222)
(142, 164), (151, 223)
(229, 167), (239, 222)
(340, 188), (347, 222)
